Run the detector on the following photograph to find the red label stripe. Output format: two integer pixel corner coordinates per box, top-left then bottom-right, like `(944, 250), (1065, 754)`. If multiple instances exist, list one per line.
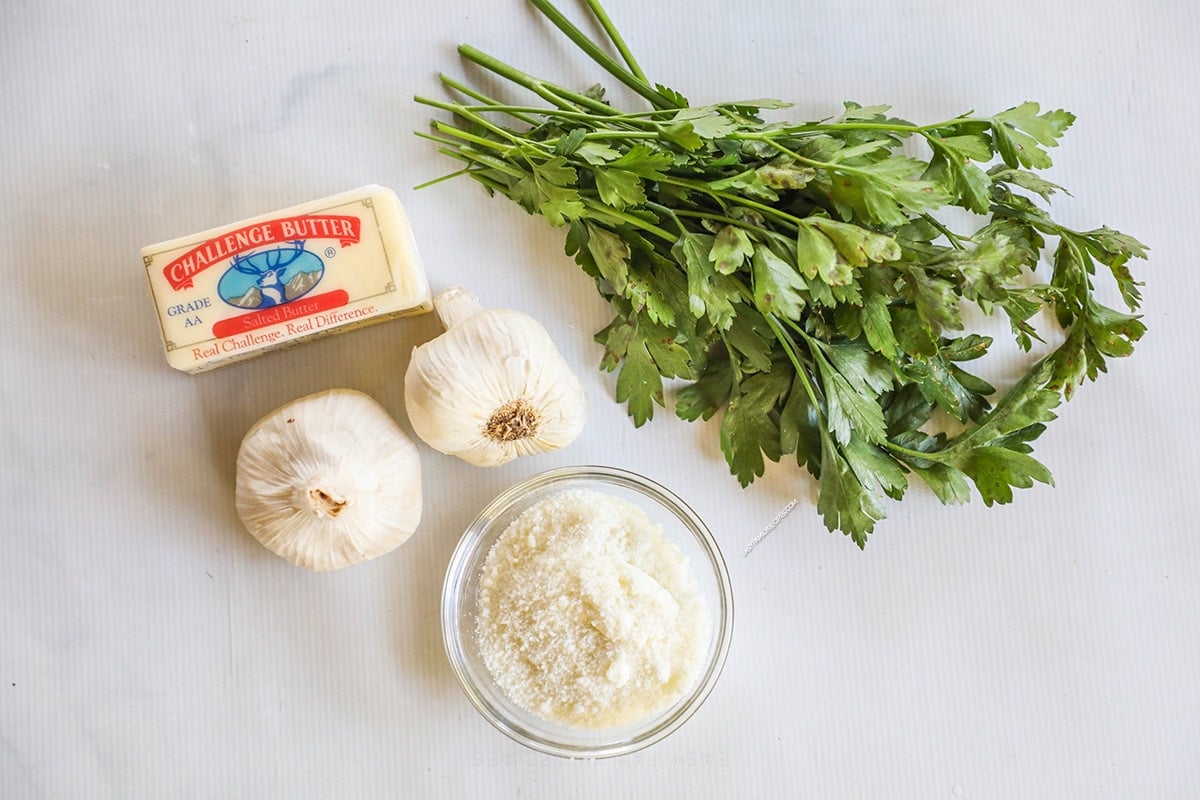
(212, 290), (350, 339)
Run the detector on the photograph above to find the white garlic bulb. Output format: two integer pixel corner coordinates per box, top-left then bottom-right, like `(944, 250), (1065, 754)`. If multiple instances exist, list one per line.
(403, 287), (587, 467)
(235, 388), (422, 571)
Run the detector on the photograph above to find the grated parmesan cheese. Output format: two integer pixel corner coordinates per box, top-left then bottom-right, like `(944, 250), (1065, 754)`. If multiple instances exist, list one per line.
(476, 488), (710, 729)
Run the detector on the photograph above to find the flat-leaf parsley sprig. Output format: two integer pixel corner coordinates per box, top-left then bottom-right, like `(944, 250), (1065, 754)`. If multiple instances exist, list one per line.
(416, 0), (1147, 547)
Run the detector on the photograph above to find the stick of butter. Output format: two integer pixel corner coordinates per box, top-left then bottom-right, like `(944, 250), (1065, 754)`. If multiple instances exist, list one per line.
(142, 184), (432, 373)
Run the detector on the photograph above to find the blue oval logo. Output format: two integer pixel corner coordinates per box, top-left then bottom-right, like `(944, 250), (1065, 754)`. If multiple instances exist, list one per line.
(218, 240), (325, 310)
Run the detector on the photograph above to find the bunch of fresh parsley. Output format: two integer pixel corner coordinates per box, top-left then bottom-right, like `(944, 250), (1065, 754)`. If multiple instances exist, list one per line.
(417, 0), (1147, 547)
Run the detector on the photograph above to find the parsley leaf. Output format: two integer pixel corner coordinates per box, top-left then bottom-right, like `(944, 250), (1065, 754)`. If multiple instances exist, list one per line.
(817, 432), (887, 548)
(810, 340), (888, 446)
(779, 371), (822, 474)
(720, 370), (790, 485)
(710, 225), (754, 274)
(614, 335), (662, 427)
(676, 355), (732, 422)
(752, 245), (807, 320)
(594, 168), (645, 209)
(991, 102), (1075, 170)
(673, 232), (740, 330)
(585, 222), (631, 293)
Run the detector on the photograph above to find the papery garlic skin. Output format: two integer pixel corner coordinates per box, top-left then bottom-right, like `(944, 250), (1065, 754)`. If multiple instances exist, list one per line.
(235, 388), (422, 571)
(403, 287), (587, 467)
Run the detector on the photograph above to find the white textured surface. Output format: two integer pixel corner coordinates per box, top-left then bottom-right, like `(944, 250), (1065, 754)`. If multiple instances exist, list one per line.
(1, 1), (1197, 797)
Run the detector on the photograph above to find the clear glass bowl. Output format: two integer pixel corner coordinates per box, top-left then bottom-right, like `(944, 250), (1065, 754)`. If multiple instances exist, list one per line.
(441, 465), (734, 759)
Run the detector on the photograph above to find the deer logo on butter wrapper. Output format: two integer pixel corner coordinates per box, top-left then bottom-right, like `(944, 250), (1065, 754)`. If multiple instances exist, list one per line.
(217, 240), (325, 310)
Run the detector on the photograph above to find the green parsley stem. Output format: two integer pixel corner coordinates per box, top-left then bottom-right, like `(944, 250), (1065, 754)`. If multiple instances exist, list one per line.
(437, 74), (541, 126)
(419, 101), (529, 148)
(425, 119), (516, 153)
(921, 213), (968, 250)
(800, 121), (938, 135)
(569, 130), (665, 142)
(528, 0), (677, 109)
(658, 175), (804, 229)
(647, 203), (798, 251)
(761, 312), (828, 428)
(456, 44), (617, 116)
(427, 143), (528, 182)
(581, 0), (648, 81)
(413, 130), (467, 149)
(745, 117), (980, 138)
(464, 170), (518, 200)
(443, 104), (679, 129)
(991, 202), (1067, 238)
(412, 166), (477, 191)
(881, 440), (949, 463)
(743, 134), (885, 182)
(581, 199), (676, 241)
(430, 104), (671, 143)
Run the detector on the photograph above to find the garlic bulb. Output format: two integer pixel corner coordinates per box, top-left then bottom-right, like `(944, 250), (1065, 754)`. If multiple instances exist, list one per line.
(235, 388), (422, 571)
(403, 287), (586, 467)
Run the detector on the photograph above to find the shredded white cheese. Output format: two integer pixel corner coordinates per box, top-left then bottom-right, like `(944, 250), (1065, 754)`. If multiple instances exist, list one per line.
(476, 488), (710, 729)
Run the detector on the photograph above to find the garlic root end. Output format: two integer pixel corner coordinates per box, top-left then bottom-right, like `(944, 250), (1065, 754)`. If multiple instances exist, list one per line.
(484, 399), (541, 443)
(307, 486), (348, 518)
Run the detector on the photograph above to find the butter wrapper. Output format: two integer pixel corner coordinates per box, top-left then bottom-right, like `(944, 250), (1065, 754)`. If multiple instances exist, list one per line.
(142, 184), (432, 373)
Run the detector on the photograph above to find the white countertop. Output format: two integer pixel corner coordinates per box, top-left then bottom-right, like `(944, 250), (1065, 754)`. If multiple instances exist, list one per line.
(2, 1), (1197, 797)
